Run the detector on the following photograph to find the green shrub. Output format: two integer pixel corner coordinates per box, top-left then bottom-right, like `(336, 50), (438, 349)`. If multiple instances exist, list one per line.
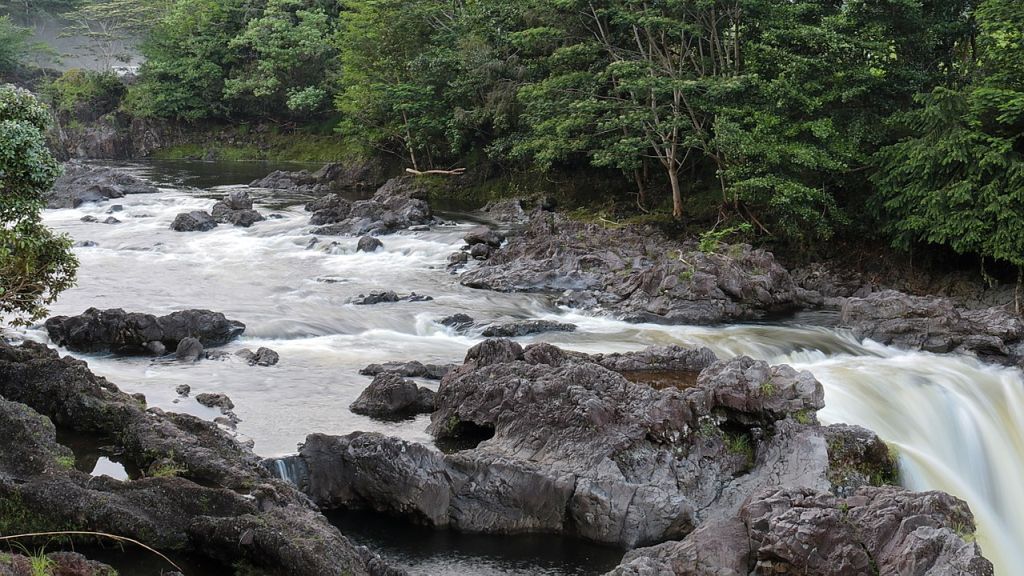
(44, 69), (125, 116)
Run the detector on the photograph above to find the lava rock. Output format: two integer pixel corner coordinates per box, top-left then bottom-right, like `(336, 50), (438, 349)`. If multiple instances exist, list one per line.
(349, 373), (436, 418)
(175, 384), (191, 397)
(196, 392), (234, 411)
(175, 337), (204, 362)
(45, 162), (160, 209)
(352, 291), (433, 305)
(235, 347), (280, 367)
(439, 313), (475, 331)
(359, 361), (453, 380)
(356, 236), (383, 253)
(45, 307), (245, 355)
(469, 243), (491, 260)
(80, 215), (99, 223)
(311, 177), (436, 236)
(103, 216), (121, 224)
(481, 320), (577, 338)
(211, 191), (266, 228)
(460, 213), (801, 325)
(170, 211), (218, 232)
(463, 226), (505, 248)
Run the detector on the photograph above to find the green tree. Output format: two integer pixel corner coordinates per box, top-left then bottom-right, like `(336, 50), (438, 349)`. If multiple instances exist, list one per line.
(127, 0), (246, 120)
(874, 0), (1024, 308)
(335, 0), (458, 169)
(223, 0), (340, 119)
(0, 85), (77, 325)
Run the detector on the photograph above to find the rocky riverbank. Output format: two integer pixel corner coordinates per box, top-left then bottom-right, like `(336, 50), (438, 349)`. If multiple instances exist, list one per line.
(453, 207), (1024, 368)
(274, 339), (991, 575)
(0, 340), (402, 576)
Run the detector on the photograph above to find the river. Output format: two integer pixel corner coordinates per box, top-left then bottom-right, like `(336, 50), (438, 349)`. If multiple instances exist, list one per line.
(23, 160), (1024, 575)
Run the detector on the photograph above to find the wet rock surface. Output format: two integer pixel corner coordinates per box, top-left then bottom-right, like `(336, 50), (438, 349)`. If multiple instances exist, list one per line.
(357, 235), (384, 253)
(840, 290), (1024, 364)
(349, 373), (436, 418)
(45, 307), (245, 355)
(280, 339), (991, 574)
(610, 487), (992, 576)
(211, 190), (265, 228)
(480, 319), (577, 338)
(0, 340), (400, 576)
(45, 162), (160, 209)
(236, 347), (280, 367)
(459, 214), (804, 325)
(170, 210), (218, 232)
(352, 291), (433, 305)
(310, 177), (436, 236)
(250, 160), (389, 194)
(359, 360), (453, 380)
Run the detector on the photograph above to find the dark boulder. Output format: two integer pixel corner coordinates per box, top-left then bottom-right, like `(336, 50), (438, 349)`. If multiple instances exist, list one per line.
(481, 319), (577, 338)
(357, 236), (384, 253)
(463, 226), (505, 248)
(469, 243), (491, 260)
(307, 194), (353, 226)
(250, 159), (389, 194)
(359, 360), (453, 380)
(170, 211), (218, 232)
(102, 216), (121, 224)
(45, 162), (160, 209)
(175, 337), (204, 362)
(236, 347), (280, 367)
(45, 308), (245, 355)
(349, 373), (436, 418)
(196, 392), (235, 411)
(211, 191), (265, 228)
(439, 313), (475, 331)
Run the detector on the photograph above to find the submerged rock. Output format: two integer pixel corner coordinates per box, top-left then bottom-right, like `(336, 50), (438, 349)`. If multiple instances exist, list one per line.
(170, 210), (218, 232)
(350, 373), (436, 418)
(357, 235), (384, 253)
(439, 313), (475, 331)
(45, 162), (160, 209)
(480, 319), (577, 338)
(45, 307), (245, 355)
(236, 347), (280, 367)
(352, 291), (433, 305)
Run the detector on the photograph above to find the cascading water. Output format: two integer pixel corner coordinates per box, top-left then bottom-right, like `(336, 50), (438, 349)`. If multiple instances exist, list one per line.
(27, 160), (1022, 575)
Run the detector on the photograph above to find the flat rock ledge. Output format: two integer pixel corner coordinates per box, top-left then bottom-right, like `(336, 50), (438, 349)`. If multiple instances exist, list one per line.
(273, 339), (992, 575)
(0, 340), (403, 576)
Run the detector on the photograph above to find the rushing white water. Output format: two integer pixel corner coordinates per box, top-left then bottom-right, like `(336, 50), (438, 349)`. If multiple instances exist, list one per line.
(22, 161), (1023, 575)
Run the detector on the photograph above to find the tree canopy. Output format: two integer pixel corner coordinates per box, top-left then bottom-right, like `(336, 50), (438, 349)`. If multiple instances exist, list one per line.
(0, 85), (77, 325)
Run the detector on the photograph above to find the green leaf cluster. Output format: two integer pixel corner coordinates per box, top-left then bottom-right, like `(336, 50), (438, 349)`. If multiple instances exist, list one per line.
(0, 85), (78, 325)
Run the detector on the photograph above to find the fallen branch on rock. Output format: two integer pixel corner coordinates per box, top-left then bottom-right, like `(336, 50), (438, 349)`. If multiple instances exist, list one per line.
(405, 168), (466, 176)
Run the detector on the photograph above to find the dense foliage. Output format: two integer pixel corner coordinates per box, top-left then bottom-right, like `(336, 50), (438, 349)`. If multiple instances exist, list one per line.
(0, 85), (77, 325)
(10, 0), (1023, 278)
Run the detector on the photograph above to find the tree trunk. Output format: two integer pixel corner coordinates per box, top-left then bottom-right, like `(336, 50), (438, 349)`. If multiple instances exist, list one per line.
(668, 168), (683, 219)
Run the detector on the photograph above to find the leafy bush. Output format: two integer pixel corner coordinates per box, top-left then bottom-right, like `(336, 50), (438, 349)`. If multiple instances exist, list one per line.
(44, 69), (125, 117)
